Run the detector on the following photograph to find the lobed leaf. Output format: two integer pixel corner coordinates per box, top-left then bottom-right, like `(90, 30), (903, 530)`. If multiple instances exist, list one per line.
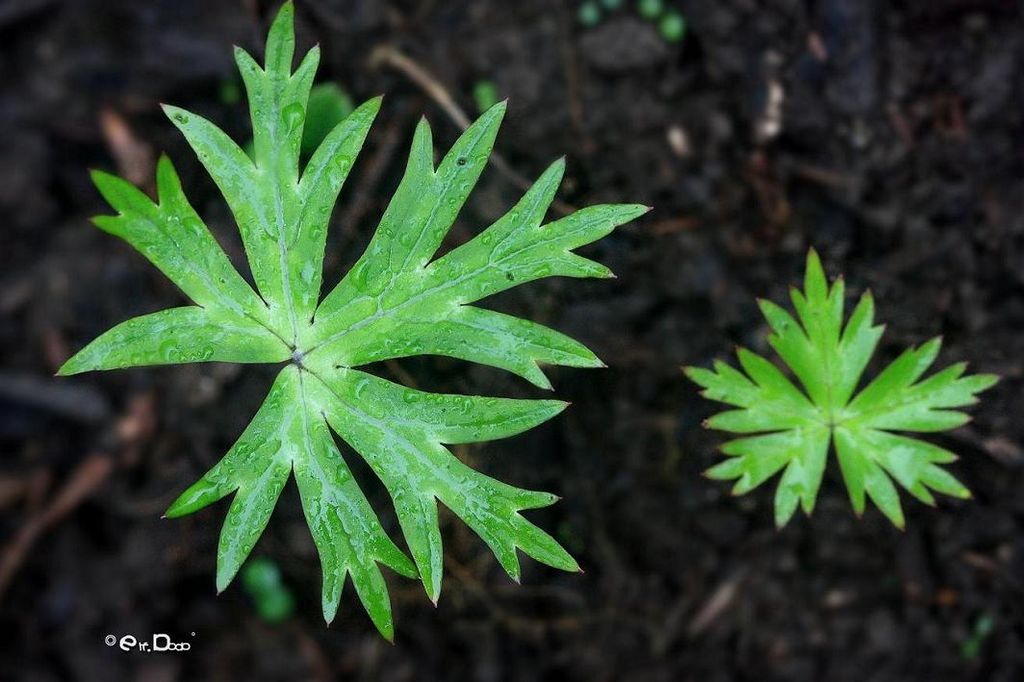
(687, 249), (996, 527)
(63, 1), (638, 634)
(89, 158), (271, 321)
(684, 349), (820, 433)
(845, 341), (998, 432)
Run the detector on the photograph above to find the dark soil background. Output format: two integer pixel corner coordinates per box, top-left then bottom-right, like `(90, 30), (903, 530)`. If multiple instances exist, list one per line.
(2, 0), (1022, 680)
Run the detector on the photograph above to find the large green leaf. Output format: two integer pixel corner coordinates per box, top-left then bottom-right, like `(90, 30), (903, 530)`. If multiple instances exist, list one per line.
(62, 1), (642, 635)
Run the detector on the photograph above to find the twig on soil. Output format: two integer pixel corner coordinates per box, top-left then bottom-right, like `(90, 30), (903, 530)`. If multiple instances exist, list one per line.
(687, 568), (746, 637)
(557, 3), (588, 152)
(647, 217), (701, 236)
(0, 392), (156, 599)
(99, 107), (155, 189)
(369, 45), (577, 217)
(444, 554), (583, 638)
(0, 470), (48, 512)
(384, 359), (419, 390)
(650, 591), (695, 655)
(746, 151), (791, 228)
(886, 102), (915, 147)
(0, 453), (114, 598)
(789, 162), (858, 190)
(650, 569), (747, 653)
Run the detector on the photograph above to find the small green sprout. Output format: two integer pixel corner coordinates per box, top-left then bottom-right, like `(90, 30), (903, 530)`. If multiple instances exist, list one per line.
(686, 250), (997, 528)
(578, 1), (603, 27)
(961, 613), (995, 660)
(658, 11), (687, 43)
(636, 0), (664, 21)
(472, 80), (499, 114)
(241, 557), (295, 623)
(219, 80), (242, 106)
(301, 83), (354, 159)
(62, 2), (645, 638)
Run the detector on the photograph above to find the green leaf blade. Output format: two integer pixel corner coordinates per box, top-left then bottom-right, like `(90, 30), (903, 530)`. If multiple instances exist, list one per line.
(315, 304), (602, 390)
(216, 454), (291, 593)
(425, 202), (647, 306)
(686, 348), (821, 433)
(305, 367), (567, 445)
(846, 343), (996, 433)
(293, 96), (381, 319)
(58, 307), (290, 375)
(301, 84), (356, 157)
(164, 368), (299, 519)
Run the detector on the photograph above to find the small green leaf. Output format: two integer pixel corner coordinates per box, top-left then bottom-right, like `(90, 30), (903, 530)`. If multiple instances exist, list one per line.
(961, 613), (996, 660)
(472, 80), (499, 114)
(301, 84), (355, 157)
(658, 11), (687, 43)
(637, 0), (664, 21)
(578, 2), (603, 27)
(687, 249), (995, 527)
(241, 557), (295, 623)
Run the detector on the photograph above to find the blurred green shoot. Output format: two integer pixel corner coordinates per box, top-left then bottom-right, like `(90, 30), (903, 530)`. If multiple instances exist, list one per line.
(301, 83), (354, 159)
(556, 519), (585, 555)
(242, 557), (295, 624)
(578, 1), (603, 27)
(659, 11), (686, 43)
(472, 80), (499, 114)
(219, 80), (242, 105)
(961, 613), (995, 660)
(636, 0), (663, 20)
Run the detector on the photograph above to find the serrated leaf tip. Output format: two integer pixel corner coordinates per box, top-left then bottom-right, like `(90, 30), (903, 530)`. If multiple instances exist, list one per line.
(273, 1), (295, 20)
(486, 98), (509, 117)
